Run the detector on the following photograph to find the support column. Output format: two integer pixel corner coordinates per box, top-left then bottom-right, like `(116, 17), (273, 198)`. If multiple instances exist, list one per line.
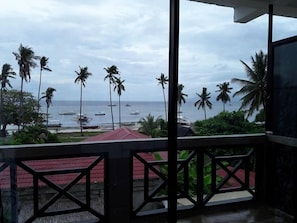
(167, 0), (180, 222)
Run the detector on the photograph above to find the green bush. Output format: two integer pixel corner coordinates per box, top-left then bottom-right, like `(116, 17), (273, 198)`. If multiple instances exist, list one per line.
(11, 125), (60, 144)
(193, 111), (264, 136)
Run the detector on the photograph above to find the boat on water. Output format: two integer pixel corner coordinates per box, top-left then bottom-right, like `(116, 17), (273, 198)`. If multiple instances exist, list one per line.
(76, 114), (90, 122)
(59, 111), (76, 115)
(82, 125), (99, 129)
(130, 110), (140, 115)
(95, 112), (106, 116)
(107, 104), (117, 107)
(125, 104), (131, 107)
(177, 115), (191, 126)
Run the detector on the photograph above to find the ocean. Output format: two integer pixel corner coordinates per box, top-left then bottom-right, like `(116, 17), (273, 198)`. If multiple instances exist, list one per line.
(38, 100), (243, 129)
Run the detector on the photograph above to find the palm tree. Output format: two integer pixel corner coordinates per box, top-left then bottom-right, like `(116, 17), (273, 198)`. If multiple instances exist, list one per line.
(41, 87), (56, 129)
(177, 84), (188, 114)
(13, 44), (39, 129)
(231, 50), (267, 117)
(194, 87), (212, 120)
(216, 82), (233, 112)
(156, 73), (168, 121)
(138, 113), (162, 137)
(38, 57), (52, 111)
(104, 65), (119, 130)
(114, 78), (125, 128)
(0, 64), (16, 137)
(75, 66), (92, 135)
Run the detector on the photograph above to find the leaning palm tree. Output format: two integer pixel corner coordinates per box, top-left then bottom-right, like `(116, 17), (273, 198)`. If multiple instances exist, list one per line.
(194, 87), (212, 120)
(13, 44), (39, 129)
(104, 65), (120, 130)
(156, 73), (168, 121)
(75, 66), (92, 135)
(40, 87), (56, 129)
(231, 50), (267, 117)
(216, 82), (233, 112)
(38, 56), (52, 111)
(114, 78), (125, 128)
(0, 64), (16, 137)
(177, 84), (188, 114)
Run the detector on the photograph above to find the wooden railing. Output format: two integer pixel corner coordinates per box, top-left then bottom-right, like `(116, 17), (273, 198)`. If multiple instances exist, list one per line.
(0, 134), (266, 223)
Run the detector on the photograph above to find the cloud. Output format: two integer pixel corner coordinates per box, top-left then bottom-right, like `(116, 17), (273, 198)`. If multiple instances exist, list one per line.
(0, 0), (296, 102)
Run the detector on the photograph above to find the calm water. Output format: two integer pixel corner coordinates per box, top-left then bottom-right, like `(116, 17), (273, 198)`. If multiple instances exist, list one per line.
(38, 100), (242, 128)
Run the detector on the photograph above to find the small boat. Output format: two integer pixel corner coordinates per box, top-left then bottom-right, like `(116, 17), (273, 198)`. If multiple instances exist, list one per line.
(130, 110), (140, 115)
(107, 104), (117, 107)
(177, 115), (191, 126)
(76, 114), (90, 122)
(82, 125), (99, 129)
(125, 104), (131, 107)
(59, 111), (76, 115)
(95, 112), (106, 116)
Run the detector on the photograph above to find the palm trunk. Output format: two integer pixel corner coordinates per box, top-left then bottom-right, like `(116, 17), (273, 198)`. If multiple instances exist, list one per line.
(118, 95), (121, 128)
(80, 83), (83, 135)
(109, 82), (115, 130)
(223, 102), (225, 112)
(46, 106), (49, 130)
(0, 87), (4, 137)
(204, 107), (207, 120)
(163, 88), (167, 122)
(19, 77), (24, 130)
(37, 69), (42, 113)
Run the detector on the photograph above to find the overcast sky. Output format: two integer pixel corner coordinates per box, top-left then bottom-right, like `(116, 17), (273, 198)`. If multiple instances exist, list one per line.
(1, 0), (296, 102)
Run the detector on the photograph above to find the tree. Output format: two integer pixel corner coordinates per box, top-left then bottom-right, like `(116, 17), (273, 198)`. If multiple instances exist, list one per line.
(231, 50), (267, 117)
(216, 82), (232, 112)
(41, 87), (56, 129)
(177, 84), (188, 114)
(38, 56), (52, 111)
(114, 78), (125, 128)
(0, 90), (41, 137)
(138, 113), (163, 137)
(74, 66), (92, 135)
(12, 44), (39, 129)
(104, 65), (119, 130)
(156, 73), (168, 121)
(0, 64), (16, 137)
(194, 87), (212, 120)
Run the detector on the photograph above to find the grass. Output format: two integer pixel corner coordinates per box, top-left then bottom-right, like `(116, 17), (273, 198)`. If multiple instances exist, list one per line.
(57, 131), (104, 143)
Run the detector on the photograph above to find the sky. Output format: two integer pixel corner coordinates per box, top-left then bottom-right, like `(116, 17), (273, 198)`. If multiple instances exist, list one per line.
(0, 0), (296, 102)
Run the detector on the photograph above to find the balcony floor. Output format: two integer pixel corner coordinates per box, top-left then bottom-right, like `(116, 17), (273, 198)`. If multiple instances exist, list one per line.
(177, 203), (293, 223)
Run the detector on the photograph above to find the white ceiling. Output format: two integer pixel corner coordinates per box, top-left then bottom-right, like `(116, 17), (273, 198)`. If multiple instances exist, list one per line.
(190, 0), (297, 23)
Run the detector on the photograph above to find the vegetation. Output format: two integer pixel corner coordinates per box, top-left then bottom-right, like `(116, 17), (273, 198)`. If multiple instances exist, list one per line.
(193, 111), (264, 136)
(104, 65), (120, 130)
(216, 82), (232, 112)
(138, 113), (166, 137)
(232, 50), (267, 118)
(13, 44), (39, 129)
(156, 73), (168, 121)
(0, 90), (41, 137)
(11, 125), (59, 144)
(38, 56), (52, 111)
(194, 87), (212, 120)
(0, 64), (16, 137)
(40, 87), (56, 129)
(177, 84), (188, 114)
(74, 66), (92, 135)
(114, 77), (125, 128)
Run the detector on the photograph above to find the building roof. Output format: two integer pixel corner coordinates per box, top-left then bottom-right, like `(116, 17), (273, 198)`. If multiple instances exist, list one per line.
(83, 127), (150, 142)
(0, 128), (154, 189)
(190, 0), (297, 23)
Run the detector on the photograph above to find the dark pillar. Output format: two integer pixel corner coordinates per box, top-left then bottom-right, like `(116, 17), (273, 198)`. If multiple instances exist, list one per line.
(168, 0), (180, 222)
(265, 4), (273, 132)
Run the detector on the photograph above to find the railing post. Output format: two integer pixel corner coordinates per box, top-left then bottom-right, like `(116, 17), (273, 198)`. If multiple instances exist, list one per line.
(10, 160), (18, 223)
(105, 145), (131, 223)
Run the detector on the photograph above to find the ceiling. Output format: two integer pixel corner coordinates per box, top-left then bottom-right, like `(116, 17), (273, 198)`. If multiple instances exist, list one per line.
(190, 0), (297, 23)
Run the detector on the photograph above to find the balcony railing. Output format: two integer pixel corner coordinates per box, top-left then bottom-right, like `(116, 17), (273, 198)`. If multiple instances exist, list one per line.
(0, 133), (266, 223)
